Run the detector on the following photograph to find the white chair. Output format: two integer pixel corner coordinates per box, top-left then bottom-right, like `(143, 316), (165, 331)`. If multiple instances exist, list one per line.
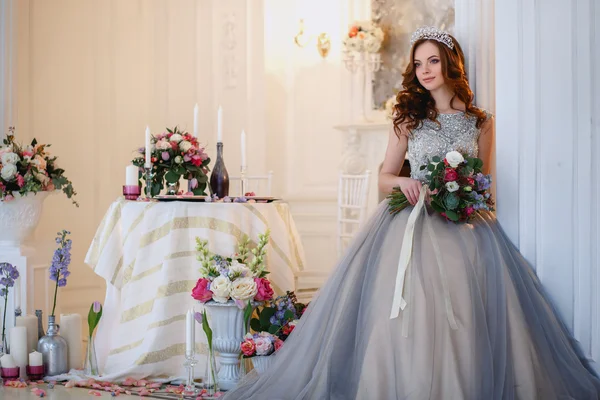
(229, 170), (273, 196)
(337, 170), (371, 258)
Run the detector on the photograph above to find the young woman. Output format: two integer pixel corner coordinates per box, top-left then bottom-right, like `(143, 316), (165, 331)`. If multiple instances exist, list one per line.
(223, 27), (600, 399)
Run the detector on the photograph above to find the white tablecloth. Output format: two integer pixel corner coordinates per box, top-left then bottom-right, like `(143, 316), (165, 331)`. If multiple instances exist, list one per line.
(84, 198), (306, 381)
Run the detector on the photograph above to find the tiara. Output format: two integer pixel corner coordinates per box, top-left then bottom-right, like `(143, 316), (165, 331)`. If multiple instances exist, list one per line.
(410, 26), (454, 50)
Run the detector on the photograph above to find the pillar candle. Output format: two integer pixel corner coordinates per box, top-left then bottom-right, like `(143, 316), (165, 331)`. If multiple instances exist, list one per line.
(60, 313), (83, 370)
(0, 354), (16, 368)
(29, 351), (43, 367)
(8, 326), (27, 377)
(126, 165), (138, 186)
(15, 315), (38, 353)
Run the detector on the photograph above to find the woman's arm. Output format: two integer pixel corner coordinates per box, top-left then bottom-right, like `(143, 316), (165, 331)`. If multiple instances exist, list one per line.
(478, 116), (495, 175)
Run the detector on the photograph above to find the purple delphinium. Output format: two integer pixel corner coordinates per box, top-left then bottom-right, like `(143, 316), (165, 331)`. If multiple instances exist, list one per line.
(50, 230), (72, 317)
(0, 262), (19, 349)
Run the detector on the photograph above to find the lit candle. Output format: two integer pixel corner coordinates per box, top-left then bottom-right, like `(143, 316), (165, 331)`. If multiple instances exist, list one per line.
(241, 130), (247, 168)
(0, 354), (17, 368)
(126, 165), (138, 186)
(217, 106), (223, 143)
(193, 103), (199, 139)
(185, 309), (194, 356)
(144, 126), (152, 168)
(28, 351), (43, 367)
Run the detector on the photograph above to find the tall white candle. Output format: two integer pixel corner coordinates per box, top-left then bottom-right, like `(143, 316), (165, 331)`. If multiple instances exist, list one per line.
(0, 354), (16, 368)
(193, 103), (199, 138)
(241, 130), (247, 168)
(60, 313), (83, 370)
(126, 165), (138, 186)
(185, 309), (194, 356)
(15, 315), (38, 354)
(14, 276), (21, 310)
(9, 326), (27, 377)
(29, 351), (43, 367)
(144, 126), (152, 168)
(217, 106), (223, 143)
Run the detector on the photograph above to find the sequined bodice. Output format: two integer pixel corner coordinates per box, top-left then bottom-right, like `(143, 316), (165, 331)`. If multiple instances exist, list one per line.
(408, 112), (486, 182)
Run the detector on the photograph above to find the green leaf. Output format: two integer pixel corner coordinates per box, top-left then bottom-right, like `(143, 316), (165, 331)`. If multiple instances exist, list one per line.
(87, 303), (103, 336)
(259, 307), (276, 327)
(432, 156), (441, 163)
(165, 170), (181, 183)
(268, 325), (280, 334)
(250, 318), (262, 332)
(427, 164), (435, 171)
(430, 201), (445, 213)
(283, 310), (295, 322)
(202, 310), (213, 351)
(445, 210), (459, 221)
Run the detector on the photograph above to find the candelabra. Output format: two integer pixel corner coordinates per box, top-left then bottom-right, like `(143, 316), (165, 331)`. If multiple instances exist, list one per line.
(342, 51), (382, 122)
(183, 352), (199, 395)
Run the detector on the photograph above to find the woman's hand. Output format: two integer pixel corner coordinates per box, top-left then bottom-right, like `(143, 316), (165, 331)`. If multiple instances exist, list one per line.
(397, 177), (422, 205)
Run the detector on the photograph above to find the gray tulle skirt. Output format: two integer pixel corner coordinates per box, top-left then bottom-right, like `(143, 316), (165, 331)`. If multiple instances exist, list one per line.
(223, 201), (600, 400)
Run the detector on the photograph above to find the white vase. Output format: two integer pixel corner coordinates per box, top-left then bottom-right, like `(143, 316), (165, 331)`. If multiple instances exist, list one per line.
(0, 191), (50, 247)
(251, 354), (275, 374)
(203, 301), (247, 391)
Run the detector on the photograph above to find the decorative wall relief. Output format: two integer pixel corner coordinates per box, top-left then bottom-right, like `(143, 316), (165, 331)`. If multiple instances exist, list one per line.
(371, 0), (455, 109)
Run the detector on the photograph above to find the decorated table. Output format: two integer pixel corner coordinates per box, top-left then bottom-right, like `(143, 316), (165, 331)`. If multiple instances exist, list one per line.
(84, 198), (306, 382)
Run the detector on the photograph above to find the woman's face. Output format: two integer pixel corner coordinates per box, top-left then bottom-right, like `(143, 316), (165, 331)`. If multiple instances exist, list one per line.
(413, 41), (444, 91)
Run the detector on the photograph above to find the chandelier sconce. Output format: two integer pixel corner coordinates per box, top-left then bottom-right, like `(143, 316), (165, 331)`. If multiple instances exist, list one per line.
(294, 19), (331, 59)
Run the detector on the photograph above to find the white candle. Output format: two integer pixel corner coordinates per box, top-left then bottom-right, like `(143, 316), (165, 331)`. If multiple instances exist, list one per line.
(144, 126), (152, 168)
(29, 351), (43, 367)
(241, 130), (247, 168)
(9, 326), (27, 377)
(60, 313), (83, 370)
(126, 165), (138, 186)
(0, 354), (17, 368)
(15, 315), (38, 354)
(185, 309), (194, 356)
(193, 103), (199, 138)
(217, 106), (223, 143)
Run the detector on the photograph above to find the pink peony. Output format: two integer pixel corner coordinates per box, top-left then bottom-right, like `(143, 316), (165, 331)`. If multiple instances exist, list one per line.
(191, 278), (213, 302)
(254, 278), (274, 302)
(444, 168), (459, 182)
(274, 338), (284, 352)
(240, 339), (256, 356)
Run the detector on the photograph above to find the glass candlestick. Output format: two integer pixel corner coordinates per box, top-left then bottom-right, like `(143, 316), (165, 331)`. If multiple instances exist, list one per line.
(143, 166), (156, 199)
(240, 166), (248, 196)
(184, 353), (199, 395)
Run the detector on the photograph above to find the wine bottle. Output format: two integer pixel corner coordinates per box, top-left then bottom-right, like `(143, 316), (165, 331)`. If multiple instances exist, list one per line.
(209, 142), (230, 198)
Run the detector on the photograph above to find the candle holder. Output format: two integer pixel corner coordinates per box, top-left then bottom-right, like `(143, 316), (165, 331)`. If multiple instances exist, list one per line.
(183, 353), (199, 395)
(240, 166), (248, 196)
(26, 365), (45, 380)
(123, 185), (141, 200)
(143, 166), (156, 200)
(0, 367), (20, 381)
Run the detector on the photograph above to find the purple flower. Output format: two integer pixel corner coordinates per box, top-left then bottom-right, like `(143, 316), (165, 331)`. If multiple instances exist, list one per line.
(235, 299), (246, 309)
(183, 154), (192, 162)
(49, 230), (72, 316)
(194, 311), (203, 324)
(189, 178), (198, 190)
(223, 196), (232, 203)
(93, 301), (102, 313)
(58, 278), (67, 287)
(233, 197), (248, 203)
(161, 151), (170, 161)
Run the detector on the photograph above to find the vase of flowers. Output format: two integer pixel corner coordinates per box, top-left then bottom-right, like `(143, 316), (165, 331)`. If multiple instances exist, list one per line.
(0, 129), (77, 247)
(37, 230), (71, 376)
(84, 301), (102, 376)
(342, 21), (385, 54)
(132, 127), (211, 197)
(0, 262), (20, 355)
(190, 230), (274, 390)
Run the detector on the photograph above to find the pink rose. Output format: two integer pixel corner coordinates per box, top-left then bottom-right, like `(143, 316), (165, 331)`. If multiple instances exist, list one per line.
(16, 174), (24, 188)
(240, 340), (256, 357)
(254, 337), (273, 356)
(191, 278), (213, 302)
(465, 206), (474, 216)
(274, 339), (284, 352)
(444, 168), (458, 182)
(254, 278), (274, 302)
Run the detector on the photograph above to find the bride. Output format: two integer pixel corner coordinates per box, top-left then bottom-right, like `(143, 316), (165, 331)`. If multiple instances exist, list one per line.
(223, 27), (600, 399)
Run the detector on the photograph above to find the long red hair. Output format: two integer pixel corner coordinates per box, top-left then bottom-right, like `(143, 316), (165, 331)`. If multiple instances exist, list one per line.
(393, 35), (487, 137)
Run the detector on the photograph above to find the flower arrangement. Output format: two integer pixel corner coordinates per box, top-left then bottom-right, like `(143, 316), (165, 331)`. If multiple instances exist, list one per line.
(342, 21), (385, 53)
(249, 291), (307, 340)
(0, 262), (19, 352)
(240, 332), (282, 358)
(191, 230), (274, 307)
(49, 230), (72, 316)
(388, 151), (494, 222)
(132, 127), (211, 197)
(0, 128), (78, 206)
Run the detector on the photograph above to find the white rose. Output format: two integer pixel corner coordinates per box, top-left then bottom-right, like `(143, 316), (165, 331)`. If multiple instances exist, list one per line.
(210, 276), (232, 303)
(254, 337), (274, 356)
(155, 139), (171, 150)
(230, 277), (258, 302)
(179, 140), (193, 153)
(169, 134), (183, 143)
(445, 181), (460, 193)
(174, 156), (183, 164)
(1, 164), (17, 180)
(1, 152), (19, 165)
(364, 35), (382, 53)
(445, 151), (464, 168)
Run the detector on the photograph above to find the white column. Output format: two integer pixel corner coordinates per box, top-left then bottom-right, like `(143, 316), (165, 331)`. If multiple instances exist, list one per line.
(0, 0), (16, 139)
(496, 0), (600, 373)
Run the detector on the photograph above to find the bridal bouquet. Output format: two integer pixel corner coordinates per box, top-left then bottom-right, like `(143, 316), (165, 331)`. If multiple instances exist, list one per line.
(0, 128), (78, 205)
(388, 151), (494, 222)
(191, 230), (274, 307)
(342, 21), (385, 53)
(132, 127), (211, 196)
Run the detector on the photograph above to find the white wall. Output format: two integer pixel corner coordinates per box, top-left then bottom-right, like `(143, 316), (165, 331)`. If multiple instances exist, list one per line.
(496, 0), (600, 371)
